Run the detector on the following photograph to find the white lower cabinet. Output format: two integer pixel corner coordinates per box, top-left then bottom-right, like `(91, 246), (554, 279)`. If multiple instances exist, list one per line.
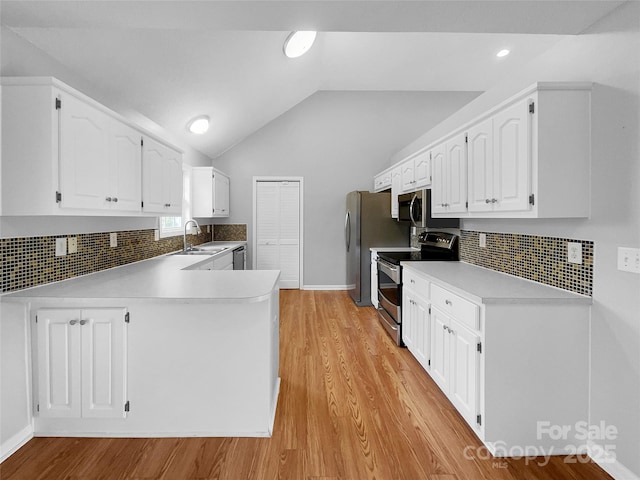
(371, 251), (379, 308)
(36, 308), (128, 419)
(402, 264), (590, 456)
(430, 305), (480, 429)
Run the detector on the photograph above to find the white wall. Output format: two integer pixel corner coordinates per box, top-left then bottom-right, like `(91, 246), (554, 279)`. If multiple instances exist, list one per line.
(393, 3), (640, 477)
(213, 90), (480, 286)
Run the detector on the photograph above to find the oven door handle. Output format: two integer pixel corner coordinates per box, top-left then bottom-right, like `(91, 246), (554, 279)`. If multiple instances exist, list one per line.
(377, 258), (400, 284)
(345, 210), (351, 252)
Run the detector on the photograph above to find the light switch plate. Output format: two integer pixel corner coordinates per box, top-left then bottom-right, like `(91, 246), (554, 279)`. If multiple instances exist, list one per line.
(55, 237), (67, 256)
(68, 237), (78, 254)
(617, 247), (640, 273)
(567, 242), (582, 264)
(154, 229), (160, 241)
(479, 233), (487, 248)
(110, 232), (118, 248)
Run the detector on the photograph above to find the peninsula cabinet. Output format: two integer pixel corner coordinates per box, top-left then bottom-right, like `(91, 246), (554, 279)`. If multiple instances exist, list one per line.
(192, 167), (230, 218)
(1, 76), (181, 216)
(401, 262), (591, 457)
(35, 308), (128, 419)
(142, 136), (183, 215)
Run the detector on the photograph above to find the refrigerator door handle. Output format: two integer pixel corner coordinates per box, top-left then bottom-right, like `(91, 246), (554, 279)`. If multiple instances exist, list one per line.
(345, 210), (351, 251)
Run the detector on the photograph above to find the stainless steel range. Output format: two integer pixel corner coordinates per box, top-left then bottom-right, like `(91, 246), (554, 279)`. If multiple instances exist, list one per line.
(376, 231), (459, 346)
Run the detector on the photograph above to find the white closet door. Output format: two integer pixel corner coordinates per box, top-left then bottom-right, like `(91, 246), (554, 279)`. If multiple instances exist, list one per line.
(255, 181), (300, 289)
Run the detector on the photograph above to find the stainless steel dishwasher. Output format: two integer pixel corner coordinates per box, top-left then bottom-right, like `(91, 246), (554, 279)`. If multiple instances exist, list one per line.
(233, 246), (246, 270)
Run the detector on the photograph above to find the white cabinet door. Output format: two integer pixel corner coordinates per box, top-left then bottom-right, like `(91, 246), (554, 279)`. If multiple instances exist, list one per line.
(390, 167), (402, 219)
(402, 291), (416, 351)
(37, 308), (127, 419)
(413, 151), (431, 189)
(492, 98), (531, 212)
(142, 137), (183, 214)
(81, 309), (127, 418)
(446, 133), (468, 214)
(467, 118), (494, 213)
(400, 160), (415, 192)
(109, 120), (142, 212)
(213, 172), (230, 217)
(413, 297), (429, 368)
(373, 171), (392, 192)
(59, 93), (110, 210)
(431, 144), (447, 214)
(429, 306), (450, 393)
(36, 309), (83, 418)
(449, 318), (480, 428)
(371, 251), (379, 308)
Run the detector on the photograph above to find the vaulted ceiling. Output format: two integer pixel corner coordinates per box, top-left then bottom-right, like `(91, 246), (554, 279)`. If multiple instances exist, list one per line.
(0, 1), (624, 159)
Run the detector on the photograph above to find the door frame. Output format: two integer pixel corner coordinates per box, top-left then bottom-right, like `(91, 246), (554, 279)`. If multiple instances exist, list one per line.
(252, 176), (304, 288)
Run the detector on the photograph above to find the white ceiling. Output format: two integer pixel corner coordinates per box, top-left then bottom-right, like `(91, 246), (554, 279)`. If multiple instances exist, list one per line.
(0, 1), (624, 159)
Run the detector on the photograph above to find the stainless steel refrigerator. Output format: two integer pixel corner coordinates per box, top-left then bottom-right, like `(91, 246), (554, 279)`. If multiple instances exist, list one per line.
(345, 191), (410, 306)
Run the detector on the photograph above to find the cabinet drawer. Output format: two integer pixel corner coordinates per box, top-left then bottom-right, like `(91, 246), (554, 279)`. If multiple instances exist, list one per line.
(403, 268), (430, 296)
(431, 284), (479, 330)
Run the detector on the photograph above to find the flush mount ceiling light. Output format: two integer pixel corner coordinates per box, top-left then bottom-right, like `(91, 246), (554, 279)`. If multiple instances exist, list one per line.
(188, 116), (209, 134)
(496, 49), (511, 58)
(283, 31), (317, 58)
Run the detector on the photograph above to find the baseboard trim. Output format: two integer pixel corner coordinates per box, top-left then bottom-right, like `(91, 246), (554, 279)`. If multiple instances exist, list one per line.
(0, 425), (34, 463)
(588, 441), (640, 480)
(301, 285), (349, 290)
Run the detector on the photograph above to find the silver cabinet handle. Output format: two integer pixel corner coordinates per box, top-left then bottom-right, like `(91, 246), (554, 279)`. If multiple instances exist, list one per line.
(112, 197), (118, 203)
(485, 199), (491, 204)
(445, 299), (452, 306)
(491, 198), (497, 203)
(410, 279), (415, 284)
(79, 320), (88, 326)
(69, 320), (79, 325)
(106, 197), (112, 202)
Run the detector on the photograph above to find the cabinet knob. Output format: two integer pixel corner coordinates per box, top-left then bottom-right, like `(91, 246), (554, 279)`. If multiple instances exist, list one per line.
(410, 279), (415, 284)
(106, 197), (112, 202)
(491, 198), (498, 203)
(79, 320), (88, 326)
(69, 320), (79, 325)
(445, 299), (452, 306)
(485, 198), (491, 204)
(112, 197), (118, 203)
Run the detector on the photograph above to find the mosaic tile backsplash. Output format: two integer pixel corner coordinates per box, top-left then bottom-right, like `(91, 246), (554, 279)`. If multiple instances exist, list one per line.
(1, 228), (212, 293)
(460, 230), (594, 296)
(410, 228), (594, 296)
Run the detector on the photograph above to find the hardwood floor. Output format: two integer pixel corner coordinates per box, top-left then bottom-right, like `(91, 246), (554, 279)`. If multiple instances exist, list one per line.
(2, 290), (612, 480)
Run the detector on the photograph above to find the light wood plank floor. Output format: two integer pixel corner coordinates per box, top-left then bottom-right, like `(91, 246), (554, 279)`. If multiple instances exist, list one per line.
(2, 290), (612, 479)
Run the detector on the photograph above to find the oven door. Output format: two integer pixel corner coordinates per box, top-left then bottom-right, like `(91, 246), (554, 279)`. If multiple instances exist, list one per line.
(376, 258), (403, 346)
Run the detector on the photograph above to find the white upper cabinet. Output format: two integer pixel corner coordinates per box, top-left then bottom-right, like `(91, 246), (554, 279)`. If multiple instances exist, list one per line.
(431, 133), (468, 215)
(390, 166), (402, 218)
(192, 167), (230, 218)
(373, 169), (392, 192)
(1, 77), (179, 216)
(142, 136), (182, 215)
(400, 150), (431, 193)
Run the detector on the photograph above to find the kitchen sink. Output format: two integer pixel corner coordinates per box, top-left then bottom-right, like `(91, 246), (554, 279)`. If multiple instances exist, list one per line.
(172, 246), (228, 255)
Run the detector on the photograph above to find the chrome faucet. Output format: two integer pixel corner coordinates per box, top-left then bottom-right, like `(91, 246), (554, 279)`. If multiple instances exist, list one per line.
(183, 219), (202, 252)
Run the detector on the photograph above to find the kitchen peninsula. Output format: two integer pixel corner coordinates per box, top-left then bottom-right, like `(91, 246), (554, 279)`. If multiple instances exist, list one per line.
(3, 245), (280, 438)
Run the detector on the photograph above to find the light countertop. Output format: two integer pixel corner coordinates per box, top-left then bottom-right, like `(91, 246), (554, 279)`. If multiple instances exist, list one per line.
(402, 261), (592, 305)
(370, 246), (418, 253)
(3, 241), (280, 303)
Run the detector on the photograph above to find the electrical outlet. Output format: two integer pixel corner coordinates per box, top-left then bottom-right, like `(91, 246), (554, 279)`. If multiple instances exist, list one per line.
(68, 237), (78, 254)
(567, 242), (582, 264)
(617, 247), (640, 273)
(154, 229), (160, 241)
(479, 233), (487, 248)
(110, 232), (118, 248)
(207, 225), (211, 234)
(55, 237), (67, 256)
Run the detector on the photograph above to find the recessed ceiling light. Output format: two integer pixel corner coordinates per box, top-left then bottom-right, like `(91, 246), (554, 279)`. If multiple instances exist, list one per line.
(188, 116), (209, 134)
(283, 31), (317, 58)
(496, 49), (511, 58)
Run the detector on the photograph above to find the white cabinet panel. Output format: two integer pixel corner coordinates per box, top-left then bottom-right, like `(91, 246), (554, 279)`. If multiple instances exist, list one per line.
(413, 151), (431, 189)
(390, 167), (402, 219)
(467, 118), (494, 213)
(432, 134), (467, 215)
(449, 318), (479, 427)
(59, 93), (110, 210)
(142, 137), (182, 214)
(36, 308), (128, 419)
(429, 307), (450, 393)
(109, 120), (142, 212)
(213, 172), (230, 216)
(192, 168), (230, 218)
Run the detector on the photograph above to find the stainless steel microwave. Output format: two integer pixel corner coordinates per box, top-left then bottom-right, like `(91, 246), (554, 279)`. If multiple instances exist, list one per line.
(397, 189), (459, 228)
